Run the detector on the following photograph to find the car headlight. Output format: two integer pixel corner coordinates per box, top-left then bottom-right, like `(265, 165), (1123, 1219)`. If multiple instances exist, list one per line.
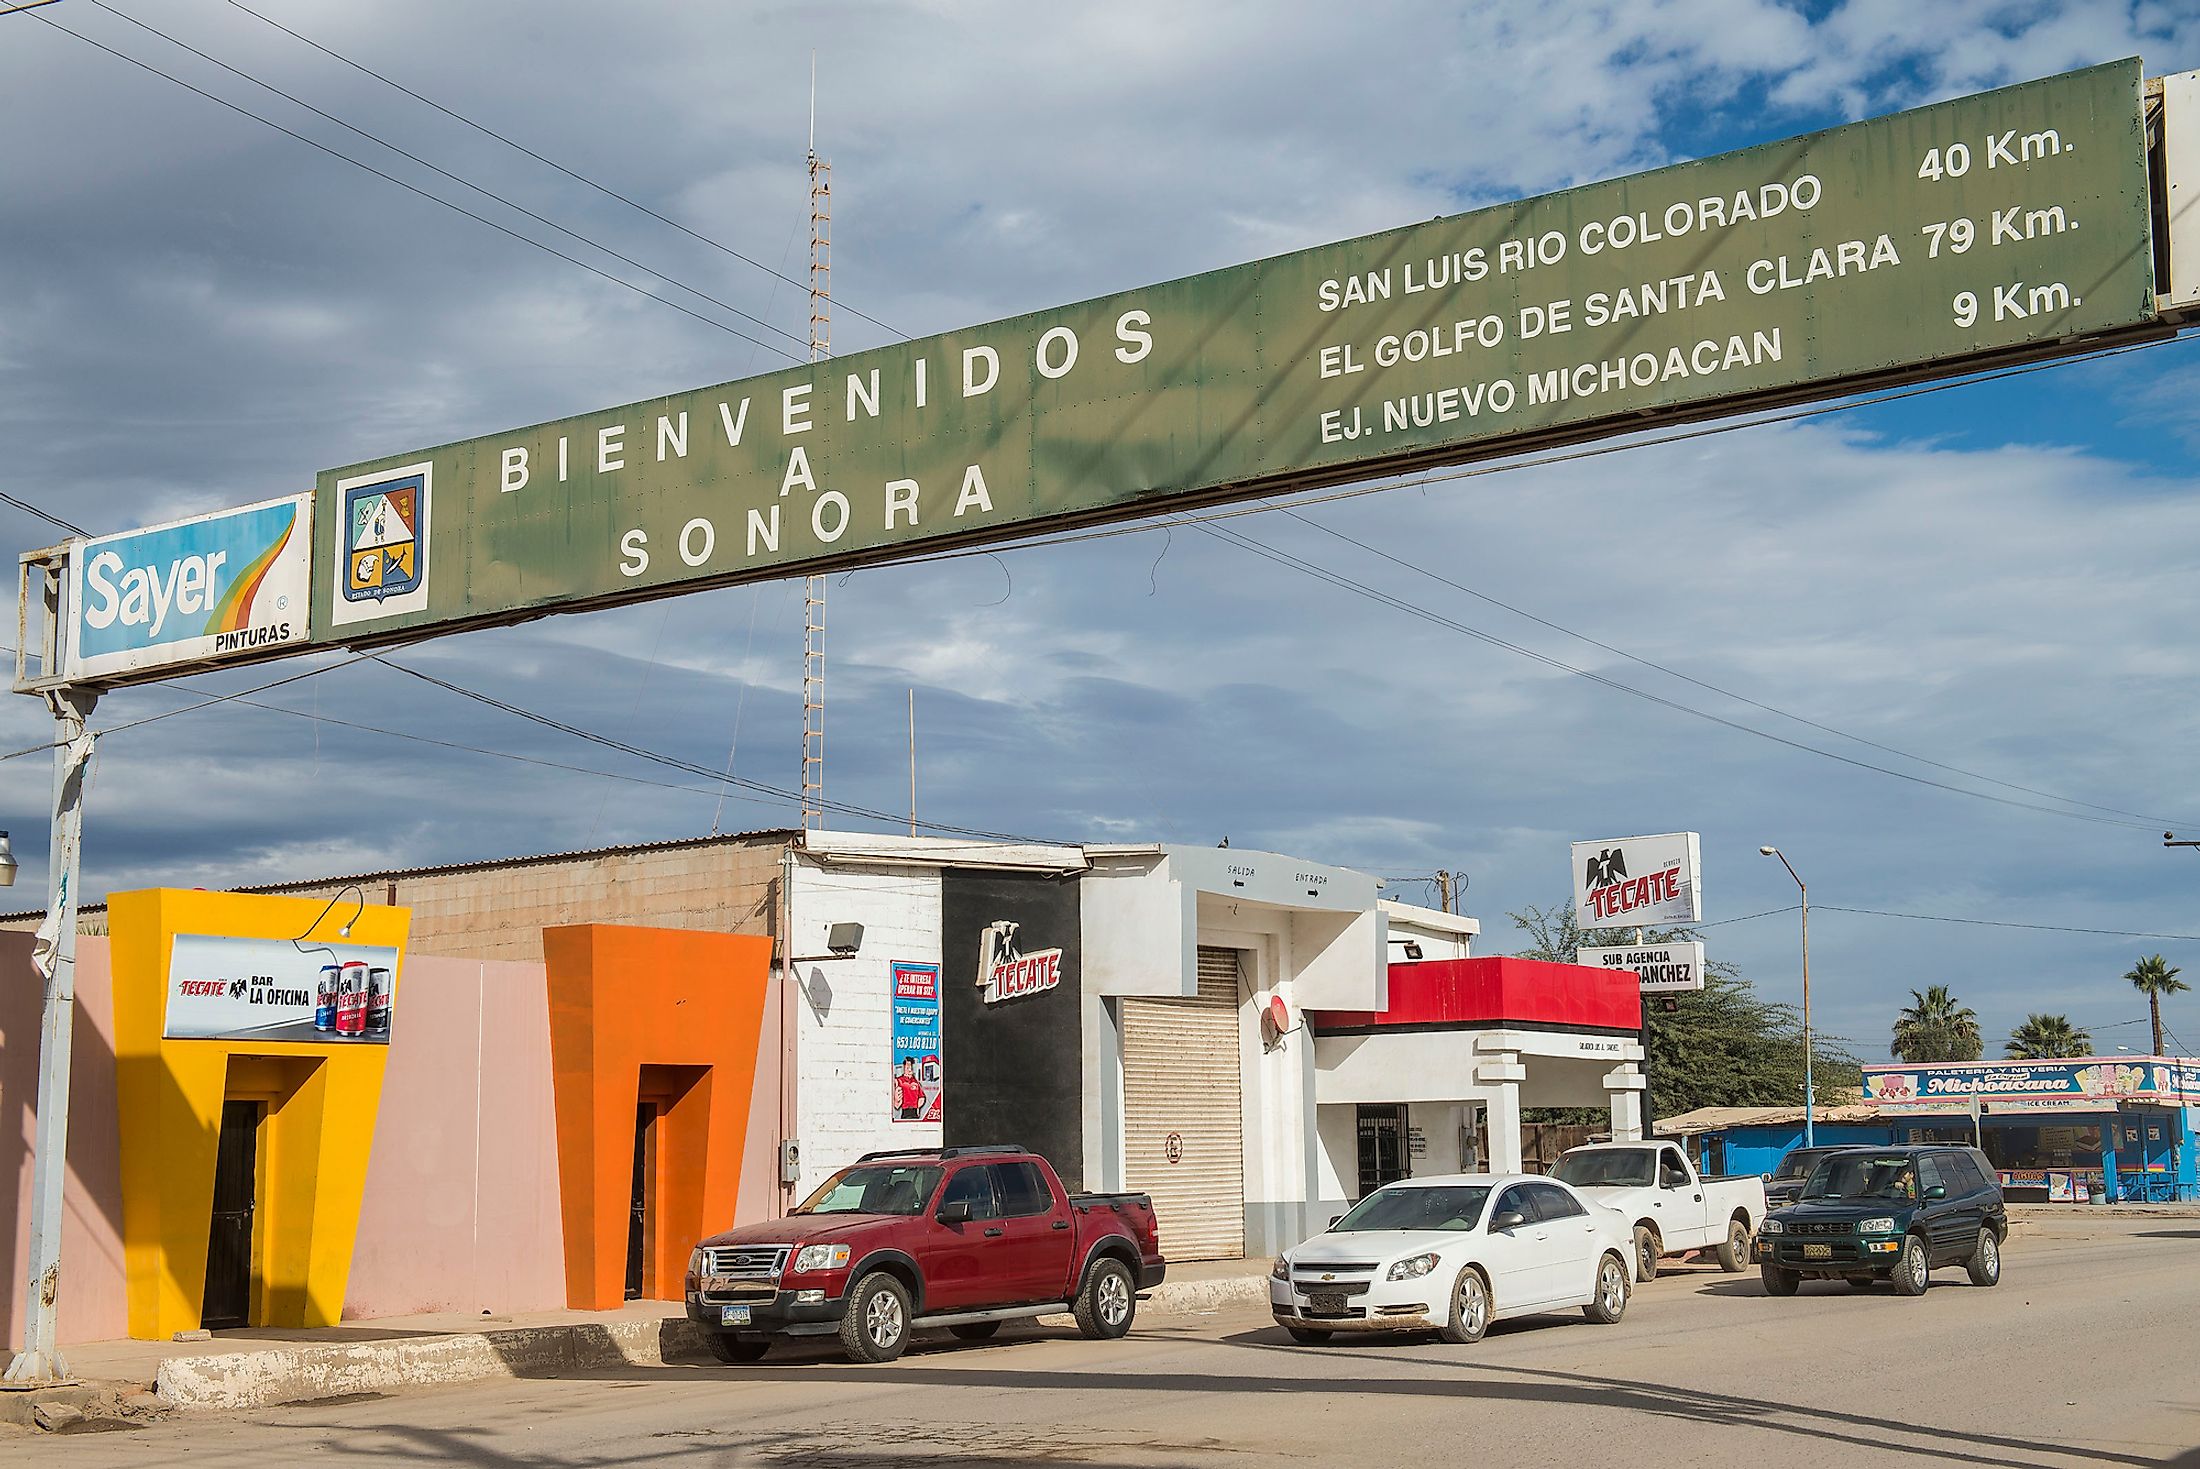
(1855, 1217), (1898, 1235)
(791, 1243), (851, 1274)
(689, 1247), (710, 1275)
(1386, 1253), (1440, 1281)
(1270, 1255), (1290, 1282)
(1760, 1218), (1785, 1235)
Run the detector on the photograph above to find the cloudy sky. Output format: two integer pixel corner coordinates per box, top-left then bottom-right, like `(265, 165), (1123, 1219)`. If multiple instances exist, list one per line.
(6, 0), (2200, 1065)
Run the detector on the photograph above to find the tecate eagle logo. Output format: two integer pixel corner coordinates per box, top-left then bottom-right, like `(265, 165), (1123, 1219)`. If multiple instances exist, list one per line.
(977, 920), (1063, 1004)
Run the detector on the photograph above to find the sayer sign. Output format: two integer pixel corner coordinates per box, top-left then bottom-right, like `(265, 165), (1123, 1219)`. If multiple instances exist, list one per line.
(976, 920), (1063, 1004)
(1571, 832), (1702, 930)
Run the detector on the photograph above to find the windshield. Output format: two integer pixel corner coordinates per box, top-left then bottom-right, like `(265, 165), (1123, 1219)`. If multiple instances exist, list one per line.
(1553, 1149), (1654, 1188)
(1774, 1148), (1837, 1180)
(1330, 1185), (1492, 1233)
(792, 1164), (943, 1216)
(1802, 1155), (1919, 1203)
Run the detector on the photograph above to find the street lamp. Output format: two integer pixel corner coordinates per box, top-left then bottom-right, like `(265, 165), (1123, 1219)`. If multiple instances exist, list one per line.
(1760, 845), (1814, 1148)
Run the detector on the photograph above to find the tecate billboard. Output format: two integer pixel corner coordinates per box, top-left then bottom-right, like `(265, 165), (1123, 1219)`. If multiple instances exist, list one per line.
(1572, 832), (1703, 930)
(164, 933), (400, 1044)
(67, 494), (310, 683)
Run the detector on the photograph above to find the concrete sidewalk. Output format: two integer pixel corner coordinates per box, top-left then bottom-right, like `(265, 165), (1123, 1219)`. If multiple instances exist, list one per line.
(5, 1256), (1270, 1422)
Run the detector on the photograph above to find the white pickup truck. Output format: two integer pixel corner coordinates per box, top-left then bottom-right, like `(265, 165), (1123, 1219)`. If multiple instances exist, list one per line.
(1552, 1141), (1765, 1282)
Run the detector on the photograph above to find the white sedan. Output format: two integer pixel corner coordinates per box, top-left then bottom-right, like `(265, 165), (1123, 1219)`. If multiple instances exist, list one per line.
(1269, 1173), (1634, 1344)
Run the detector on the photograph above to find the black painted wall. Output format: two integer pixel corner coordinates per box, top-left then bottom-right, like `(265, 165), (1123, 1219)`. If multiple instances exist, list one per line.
(940, 870), (1085, 1186)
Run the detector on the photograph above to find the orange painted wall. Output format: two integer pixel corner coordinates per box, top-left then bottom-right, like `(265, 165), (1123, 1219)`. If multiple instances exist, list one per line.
(542, 924), (773, 1310)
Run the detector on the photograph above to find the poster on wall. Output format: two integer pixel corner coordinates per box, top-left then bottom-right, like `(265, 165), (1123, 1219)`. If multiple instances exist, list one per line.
(164, 933), (402, 1043)
(890, 961), (943, 1123)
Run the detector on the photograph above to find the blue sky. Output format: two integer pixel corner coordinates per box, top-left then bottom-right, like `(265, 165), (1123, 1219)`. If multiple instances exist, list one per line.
(5, 1), (2200, 1069)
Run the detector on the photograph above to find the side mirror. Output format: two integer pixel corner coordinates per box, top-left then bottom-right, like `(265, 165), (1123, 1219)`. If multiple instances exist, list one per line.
(1490, 1210), (1527, 1233)
(1924, 1185), (1947, 1201)
(938, 1199), (974, 1225)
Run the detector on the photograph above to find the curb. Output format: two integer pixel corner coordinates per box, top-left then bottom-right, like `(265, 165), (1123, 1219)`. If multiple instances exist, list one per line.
(151, 1273), (1273, 1412)
(155, 1317), (710, 1412)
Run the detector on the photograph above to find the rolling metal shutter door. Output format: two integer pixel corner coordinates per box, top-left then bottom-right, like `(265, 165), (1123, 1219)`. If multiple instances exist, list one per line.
(1122, 948), (1245, 1260)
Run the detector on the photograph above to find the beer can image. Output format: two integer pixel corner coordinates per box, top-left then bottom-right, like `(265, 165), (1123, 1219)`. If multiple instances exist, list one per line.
(365, 967), (392, 1038)
(315, 964), (339, 1032)
(336, 960), (369, 1037)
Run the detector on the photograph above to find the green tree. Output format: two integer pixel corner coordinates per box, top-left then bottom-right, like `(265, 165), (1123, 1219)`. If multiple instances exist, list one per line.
(1508, 903), (1860, 1123)
(1891, 985), (1983, 1063)
(2125, 954), (2188, 1057)
(2004, 1013), (2092, 1060)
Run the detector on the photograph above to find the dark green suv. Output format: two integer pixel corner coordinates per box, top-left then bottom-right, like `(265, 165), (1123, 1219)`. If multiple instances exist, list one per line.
(1755, 1145), (2006, 1297)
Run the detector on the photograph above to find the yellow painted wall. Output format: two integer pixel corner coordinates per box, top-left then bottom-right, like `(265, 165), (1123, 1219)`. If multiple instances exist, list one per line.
(108, 889), (410, 1339)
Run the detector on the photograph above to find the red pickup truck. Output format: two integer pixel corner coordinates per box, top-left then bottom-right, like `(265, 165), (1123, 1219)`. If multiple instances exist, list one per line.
(685, 1145), (1166, 1363)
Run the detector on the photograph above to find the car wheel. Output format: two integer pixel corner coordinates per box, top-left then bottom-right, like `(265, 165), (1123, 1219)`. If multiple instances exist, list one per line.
(1439, 1266), (1490, 1344)
(1965, 1227), (2001, 1287)
(1583, 1252), (1630, 1325)
(1892, 1234), (1931, 1297)
(1715, 1219), (1751, 1273)
(704, 1332), (769, 1364)
(1842, 1274), (1878, 1290)
(1074, 1257), (1137, 1340)
(839, 1271), (913, 1363)
(1285, 1326), (1332, 1345)
(1760, 1262), (1799, 1297)
(949, 1322), (1001, 1341)
(1633, 1224), (1661, 1282)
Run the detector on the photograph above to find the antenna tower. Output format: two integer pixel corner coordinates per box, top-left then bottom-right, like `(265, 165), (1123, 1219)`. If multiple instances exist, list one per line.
(800, 83), (830, 832)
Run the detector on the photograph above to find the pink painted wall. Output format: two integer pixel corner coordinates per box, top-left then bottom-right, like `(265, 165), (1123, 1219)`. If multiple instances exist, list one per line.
(4, 934), (790, 1343)
(1, 933), (129, 1348)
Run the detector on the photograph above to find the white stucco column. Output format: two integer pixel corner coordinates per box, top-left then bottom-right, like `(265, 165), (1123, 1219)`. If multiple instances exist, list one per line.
(1483, 1082), (1524, 1172)
(1605, 1064), (1647, 1142)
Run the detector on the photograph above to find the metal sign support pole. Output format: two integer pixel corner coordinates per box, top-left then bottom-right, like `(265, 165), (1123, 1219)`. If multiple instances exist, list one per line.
(5, 684), (97, 1384)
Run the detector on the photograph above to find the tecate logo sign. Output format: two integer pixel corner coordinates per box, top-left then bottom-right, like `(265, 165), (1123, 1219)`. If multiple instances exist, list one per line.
(1571, 832), (1702, 930)
(976, 920), (1063, 1004)
(67, 495), (311, 681)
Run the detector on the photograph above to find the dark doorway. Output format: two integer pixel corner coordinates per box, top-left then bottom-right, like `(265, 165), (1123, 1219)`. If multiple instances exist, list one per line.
(201, 1100), (261, 1330)
(626, 1104), (657, 1300)
(1356, 1104), (1408, 1198)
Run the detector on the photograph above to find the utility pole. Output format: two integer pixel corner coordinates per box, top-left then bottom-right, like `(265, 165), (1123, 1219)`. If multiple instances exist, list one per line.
(799, 61), (830, 834)
(6, 687), (97, 1384)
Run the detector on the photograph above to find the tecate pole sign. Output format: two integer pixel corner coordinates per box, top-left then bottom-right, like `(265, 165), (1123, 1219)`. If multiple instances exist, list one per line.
(1577, 939), (1707, 993)
(66, 494), (310, 683)
(306, 61), (2156, 650)
(1573, 831), (1703, 929)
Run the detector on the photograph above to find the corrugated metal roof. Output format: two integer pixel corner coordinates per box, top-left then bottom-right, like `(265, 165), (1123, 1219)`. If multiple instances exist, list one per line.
(1656, 1102), (1885, 1136)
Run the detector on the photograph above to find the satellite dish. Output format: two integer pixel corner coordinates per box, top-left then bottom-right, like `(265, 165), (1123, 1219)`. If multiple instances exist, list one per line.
(1263, 994), (1292, 1041)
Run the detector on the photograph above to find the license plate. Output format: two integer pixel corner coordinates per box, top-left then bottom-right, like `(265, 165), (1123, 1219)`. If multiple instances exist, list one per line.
(1306, 1293), (1346, 1313)
(1803, 1243), (1833, 1260)
(720, 1305), (752, 1326)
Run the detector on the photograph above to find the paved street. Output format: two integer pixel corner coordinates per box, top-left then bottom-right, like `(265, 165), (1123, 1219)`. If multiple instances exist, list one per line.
(12, 1217), (2199, 1467)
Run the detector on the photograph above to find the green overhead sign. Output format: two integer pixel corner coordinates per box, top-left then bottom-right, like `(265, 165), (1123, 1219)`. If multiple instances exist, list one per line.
(313, 60), (2153, 648)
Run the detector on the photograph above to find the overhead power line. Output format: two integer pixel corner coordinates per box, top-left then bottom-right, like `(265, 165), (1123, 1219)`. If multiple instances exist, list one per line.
(1705, 901), (2200, 943)
(31, 8), (802, 358)
(369, 654), (1060, 845)
(78, 0), (808, 357)
(0, 489), (86, 538)
(219, 0), (907, 342)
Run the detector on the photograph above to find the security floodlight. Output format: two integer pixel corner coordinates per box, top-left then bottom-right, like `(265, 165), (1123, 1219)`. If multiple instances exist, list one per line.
(0, 830), (16, 888)
(825, 922), (864, 958)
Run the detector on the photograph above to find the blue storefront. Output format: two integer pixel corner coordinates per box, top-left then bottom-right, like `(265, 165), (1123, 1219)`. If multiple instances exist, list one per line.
(1660, 1058), (2198, 1203)
(1862, 1058), (2198, 1202)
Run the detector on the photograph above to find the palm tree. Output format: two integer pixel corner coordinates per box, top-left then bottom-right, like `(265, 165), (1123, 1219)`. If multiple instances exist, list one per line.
(2005, 1013), (2092, 1060)
(2125, 954), (2189, 1057)
(1891, 985), (1983, 1063)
